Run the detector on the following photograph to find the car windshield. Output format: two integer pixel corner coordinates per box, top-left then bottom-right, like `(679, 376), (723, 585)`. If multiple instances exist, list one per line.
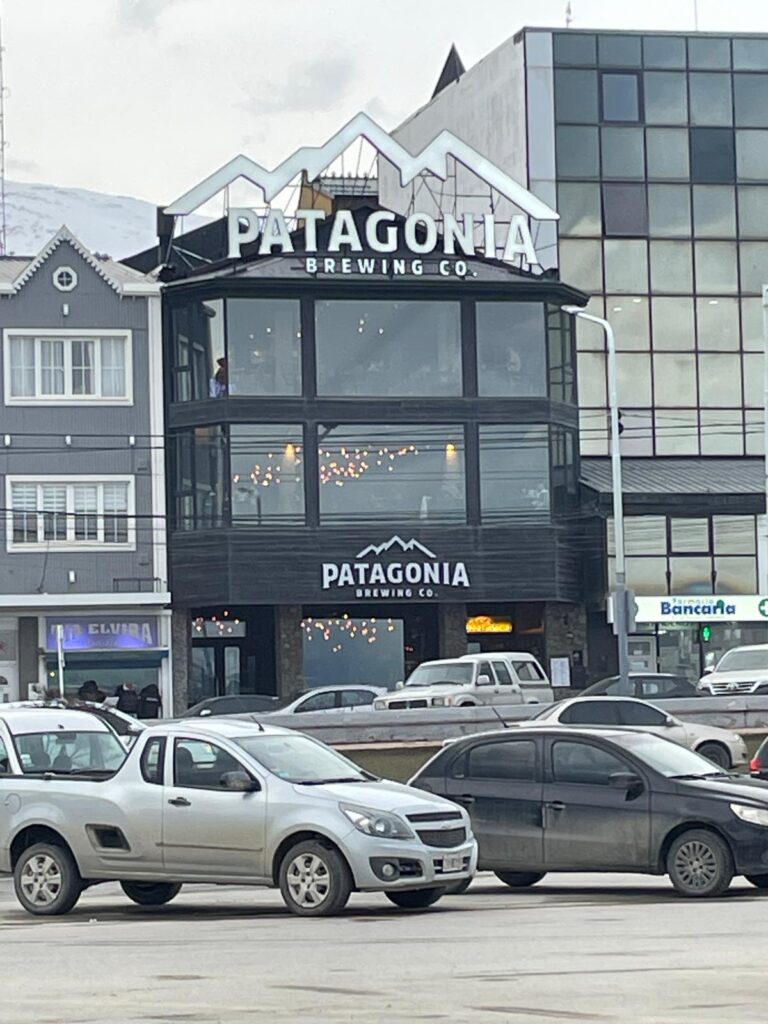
(13, 729), (127, 775)
(405, 664), (473, 687)
(715, 650), (768, 673)
(233, 733), (368, 784)
(527, 702), (562, 721)
(620, 733), (727, 778)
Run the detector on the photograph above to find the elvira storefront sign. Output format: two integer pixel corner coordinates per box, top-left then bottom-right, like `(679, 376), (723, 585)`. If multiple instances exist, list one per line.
(164, 112), (559, 274)
(321, 536), (470, 599)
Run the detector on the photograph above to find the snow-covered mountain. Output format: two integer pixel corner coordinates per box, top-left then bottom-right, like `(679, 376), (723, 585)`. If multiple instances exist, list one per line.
(4, 180), (207, 259)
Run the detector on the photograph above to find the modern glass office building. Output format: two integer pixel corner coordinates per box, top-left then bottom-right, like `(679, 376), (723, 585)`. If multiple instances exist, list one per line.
(381, 29), (768, 680)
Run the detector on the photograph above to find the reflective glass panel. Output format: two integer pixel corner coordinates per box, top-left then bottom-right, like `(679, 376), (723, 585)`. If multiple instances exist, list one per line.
(714, 515), (756, 554)
(735, 130), (768, 180)
(692, 186), (736, 236)
(737, 186), (768, 237)
(315, 300), (461, 397)
(689, 37), (730, 70)
(601, 127), (645, 178)
(480, 425), (551, 520)
(643, 36), (686, 69)
(555, 69), (599, 122)
(604, 239), (648, 293)
(734, 74), (768, 127)
(694, 242), (738, 294)
(601, 73), (640, 121)
(696, 298), (739, 350)
(606, 297), (649, 350)
(714, 556), (757, 594)
(648, 185), (691, 237)
(733, 39), (768, 71)
(553, 33), (597, 66)
(670, 557), (712, 594)
(171, 299), (224, 402)
(689, 73), (733, 126)
(230, 425), (305, 525)
(577, 352), (606, 406)
(700, 410), (743, 455)
(228, 299), (301, 396)
(646, 128), (690, 179)
(559, 239), (603, 292)
(318, 424), (465, 524)
(698, 353), (741, 406)
(624, 557), (668, 595)
(649, 241), (693, 293)
(616, 352), (651, 405)
(651, 297), (695, 350)
(556, 126), (600, 177)
(691, 128), (736, 183)
(742, 298), (766, 352)
(644, 72), (688, 124)
(558, 183), (602, 235)
(655, 410), (698, 454)
(598, 34), (641, 67)
(476, 302), (547, 397)
(739, 242), (768, 293)
(653, 353), (697, 406)
(602, 183), (648, 235)
(671, 518), (709, 553)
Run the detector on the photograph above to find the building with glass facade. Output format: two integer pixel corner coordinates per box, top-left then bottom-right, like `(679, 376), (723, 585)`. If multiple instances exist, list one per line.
(128, 202), (586, 706)
(380, 28), (768, 680)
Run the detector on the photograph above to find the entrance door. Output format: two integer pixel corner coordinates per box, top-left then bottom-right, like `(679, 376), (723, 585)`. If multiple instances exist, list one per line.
(190, 646), (242, 704)
(162, 736), (266, 878)
(542, 737), (652, 871)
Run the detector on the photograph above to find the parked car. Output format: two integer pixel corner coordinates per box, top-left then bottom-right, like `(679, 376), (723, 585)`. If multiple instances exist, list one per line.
(459, 653), (553, 703)
(268, 685), (386, 715)
(697, 645), (768, 696)
(0, 708), (476, 917)
(519, 696), (747, 769)
(581, 673), (699, 700)
(1, 700), (146, 747)
(750, 736), (768, 779)
(410, 725), (768, 897)
(374, 654), (550, 711)
(181, 695), (281, 717)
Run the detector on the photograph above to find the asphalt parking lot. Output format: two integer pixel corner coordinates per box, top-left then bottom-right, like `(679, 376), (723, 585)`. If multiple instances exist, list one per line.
(1, 873), (766, 1024)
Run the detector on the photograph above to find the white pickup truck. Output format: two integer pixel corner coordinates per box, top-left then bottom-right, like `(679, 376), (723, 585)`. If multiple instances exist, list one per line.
(373, 653), (553, 711)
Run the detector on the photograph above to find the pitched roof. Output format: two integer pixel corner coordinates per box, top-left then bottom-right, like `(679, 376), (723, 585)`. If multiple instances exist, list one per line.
(0, 226), (158, 296)
(432, 44), (466, 98)
(581, 457), (765, 496)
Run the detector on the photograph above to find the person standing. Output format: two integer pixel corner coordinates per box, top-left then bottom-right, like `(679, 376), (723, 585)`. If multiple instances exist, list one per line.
(114, 682), (140, 717)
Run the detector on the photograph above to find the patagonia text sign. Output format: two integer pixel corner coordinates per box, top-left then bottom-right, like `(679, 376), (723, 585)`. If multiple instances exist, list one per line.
(321, 536), (470, 600)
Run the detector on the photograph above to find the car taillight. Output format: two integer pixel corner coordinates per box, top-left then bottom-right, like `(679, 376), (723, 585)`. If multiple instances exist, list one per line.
(751, 756), (762, 773)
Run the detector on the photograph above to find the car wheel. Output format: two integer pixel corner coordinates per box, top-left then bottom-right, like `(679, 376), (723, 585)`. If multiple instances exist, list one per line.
(385, 887), (446, 909)
(745, 873), (768, 889)
(279, 840), (352, 917)
(457, 701), (475, 708)
(696, 742), (731, 769)
(120, 881), (182, 906)
(444, 876), (473, 895)
(667, 829), (733, 897)
(14, 842), (82, 916)
(494, 871), (545, 888)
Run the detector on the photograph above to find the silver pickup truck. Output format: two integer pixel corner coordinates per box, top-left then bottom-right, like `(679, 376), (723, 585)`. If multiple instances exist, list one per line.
(0, 708), (476, 918)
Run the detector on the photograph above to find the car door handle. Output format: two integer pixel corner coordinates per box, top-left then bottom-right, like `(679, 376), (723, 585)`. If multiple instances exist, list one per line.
(456, 794), (475, 806)
(168, 796), (191, 807)
(545, 801), (566, 811)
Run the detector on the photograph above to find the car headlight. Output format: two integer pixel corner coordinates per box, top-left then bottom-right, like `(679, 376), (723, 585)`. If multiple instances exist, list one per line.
(340, 803), (414, 840)
(696, 680), (709, 691)
(432, 697), (446, 707)
(373, 700), (386, 710)
(730, 803), (768, 826)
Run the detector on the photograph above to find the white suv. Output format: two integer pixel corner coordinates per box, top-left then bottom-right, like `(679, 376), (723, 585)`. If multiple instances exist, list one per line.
(697, 644), (768, 696)
(373, 653), (551, 711)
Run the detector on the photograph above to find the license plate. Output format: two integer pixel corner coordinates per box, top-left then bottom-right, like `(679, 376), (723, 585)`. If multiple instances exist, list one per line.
(442, 853), (464, 872)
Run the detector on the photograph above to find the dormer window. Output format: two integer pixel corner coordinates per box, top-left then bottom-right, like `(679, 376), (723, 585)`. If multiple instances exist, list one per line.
(53, 267), (78, 292)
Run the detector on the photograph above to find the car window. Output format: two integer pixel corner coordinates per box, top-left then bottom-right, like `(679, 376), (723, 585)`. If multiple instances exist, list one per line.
(466, 740), (537, 781)
(512, 661), (545, 682)
(640, 677), (691, 697)
(140, 736), (166, 785)
(14, 729), (126, 774)
(559, 700), (621, 725)
(174, 738), (245, 790)
(492, 662), (514, 685)
(339, 689), (375, 708)
(477, 661), (494, 684)
(0, 736), (9, 773)
(296, 691), (337, 713)
(617, 701), (667, 727)
(552, 741), (630, 785)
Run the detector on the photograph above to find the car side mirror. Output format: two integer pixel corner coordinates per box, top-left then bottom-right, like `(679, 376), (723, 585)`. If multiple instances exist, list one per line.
(609, 771), (643, 798)
(395, 680), (404, 690)
(477, 674), (492, 685)
(664, 715), (676, 727)
(702, 666), (714, 676)
(200, 708), (212, 716)
(220, 770), (260, 793)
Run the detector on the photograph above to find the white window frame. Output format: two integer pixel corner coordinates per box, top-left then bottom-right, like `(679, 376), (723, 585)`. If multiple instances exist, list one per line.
(6, 475), (136, 553)
(52, 267), (78, 292)
(3, 329), (133, 406)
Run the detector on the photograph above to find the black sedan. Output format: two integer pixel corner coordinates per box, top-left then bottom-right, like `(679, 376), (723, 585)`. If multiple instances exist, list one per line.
(581, 673), (699, 700)
(411, 726), (768, 897)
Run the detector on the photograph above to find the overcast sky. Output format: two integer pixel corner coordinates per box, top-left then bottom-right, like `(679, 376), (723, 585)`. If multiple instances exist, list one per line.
(5, 0), (768, 204)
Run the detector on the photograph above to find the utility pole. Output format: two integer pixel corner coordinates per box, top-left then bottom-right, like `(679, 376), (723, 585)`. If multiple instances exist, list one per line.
(563, 305), (630, 689)
(0, 14), (8, 255)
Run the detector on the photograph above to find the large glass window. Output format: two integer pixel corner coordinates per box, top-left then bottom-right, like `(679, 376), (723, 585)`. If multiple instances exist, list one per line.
(698, 354), (741, 406)
(6, 333), (129, 403)
(601, 73), (640, 122)
(689, 73), (733, 126)
(690, 128), (736, 184)
(697, 298), (739, 350)
(318, 424), (465, 524)
(604, 239), (648, 293)
(231, 425), (304, 525)
(643, 72), (688, 124)
(694, 242), (738, 294)
(479, 425), (550, 520)
(553, 32), (597, 67)
(692, 186), (736, 236)
(646, 128), (690, 179)
(171, 299), (224, 402)
(736, 130), (768, 180)
(476, 302), (546, 397)
(603, 184), (648, 236)
(598, 35), (641, 68)
(689, 37), (730, 70)
(9, 479), (132, 548)
(315, 300), (461, 397)
(643, 36), (686, 69)
(556, 126), (600, 177)
(648, 185), (691, 237)
(739, 242), (768, 293)
(651, 297), (694, 350)
(734, 73), (768, 126)
(555, 69), (598, 122)
(653, 353), (697, 406)
(558, 183), (602, 236)
(601, 127), (645, 179)
(737, 186), (768, 237)
(227, 299), (301, 396)
(649, 241), (692, 293)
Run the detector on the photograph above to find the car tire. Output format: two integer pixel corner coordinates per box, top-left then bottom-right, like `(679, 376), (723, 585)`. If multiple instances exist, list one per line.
(385, 887), (446, 909)
(667, 829), (733, 897)
(494, 871), (545, 888)
(696, 742), (731, 769)
(444, 876), (473, 895)
(120, 881), (182, 906)
(279, 840), (352, 917)
(457, 701), (475, 708)
(14, 842), (82, 916)
(744, 873), (768, 889)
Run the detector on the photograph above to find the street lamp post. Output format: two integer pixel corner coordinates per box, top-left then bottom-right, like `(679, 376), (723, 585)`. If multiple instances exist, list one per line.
(563, 305), (630, 690)
(763, 284), (768, 593)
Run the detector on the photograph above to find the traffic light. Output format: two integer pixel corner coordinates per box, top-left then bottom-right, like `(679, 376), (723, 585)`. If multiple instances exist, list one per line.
(700, 625), (712, 643)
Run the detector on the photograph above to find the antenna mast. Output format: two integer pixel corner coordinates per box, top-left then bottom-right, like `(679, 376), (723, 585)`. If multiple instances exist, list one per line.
(0, 14), (8, 255)
(565, 2), (573, 27)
